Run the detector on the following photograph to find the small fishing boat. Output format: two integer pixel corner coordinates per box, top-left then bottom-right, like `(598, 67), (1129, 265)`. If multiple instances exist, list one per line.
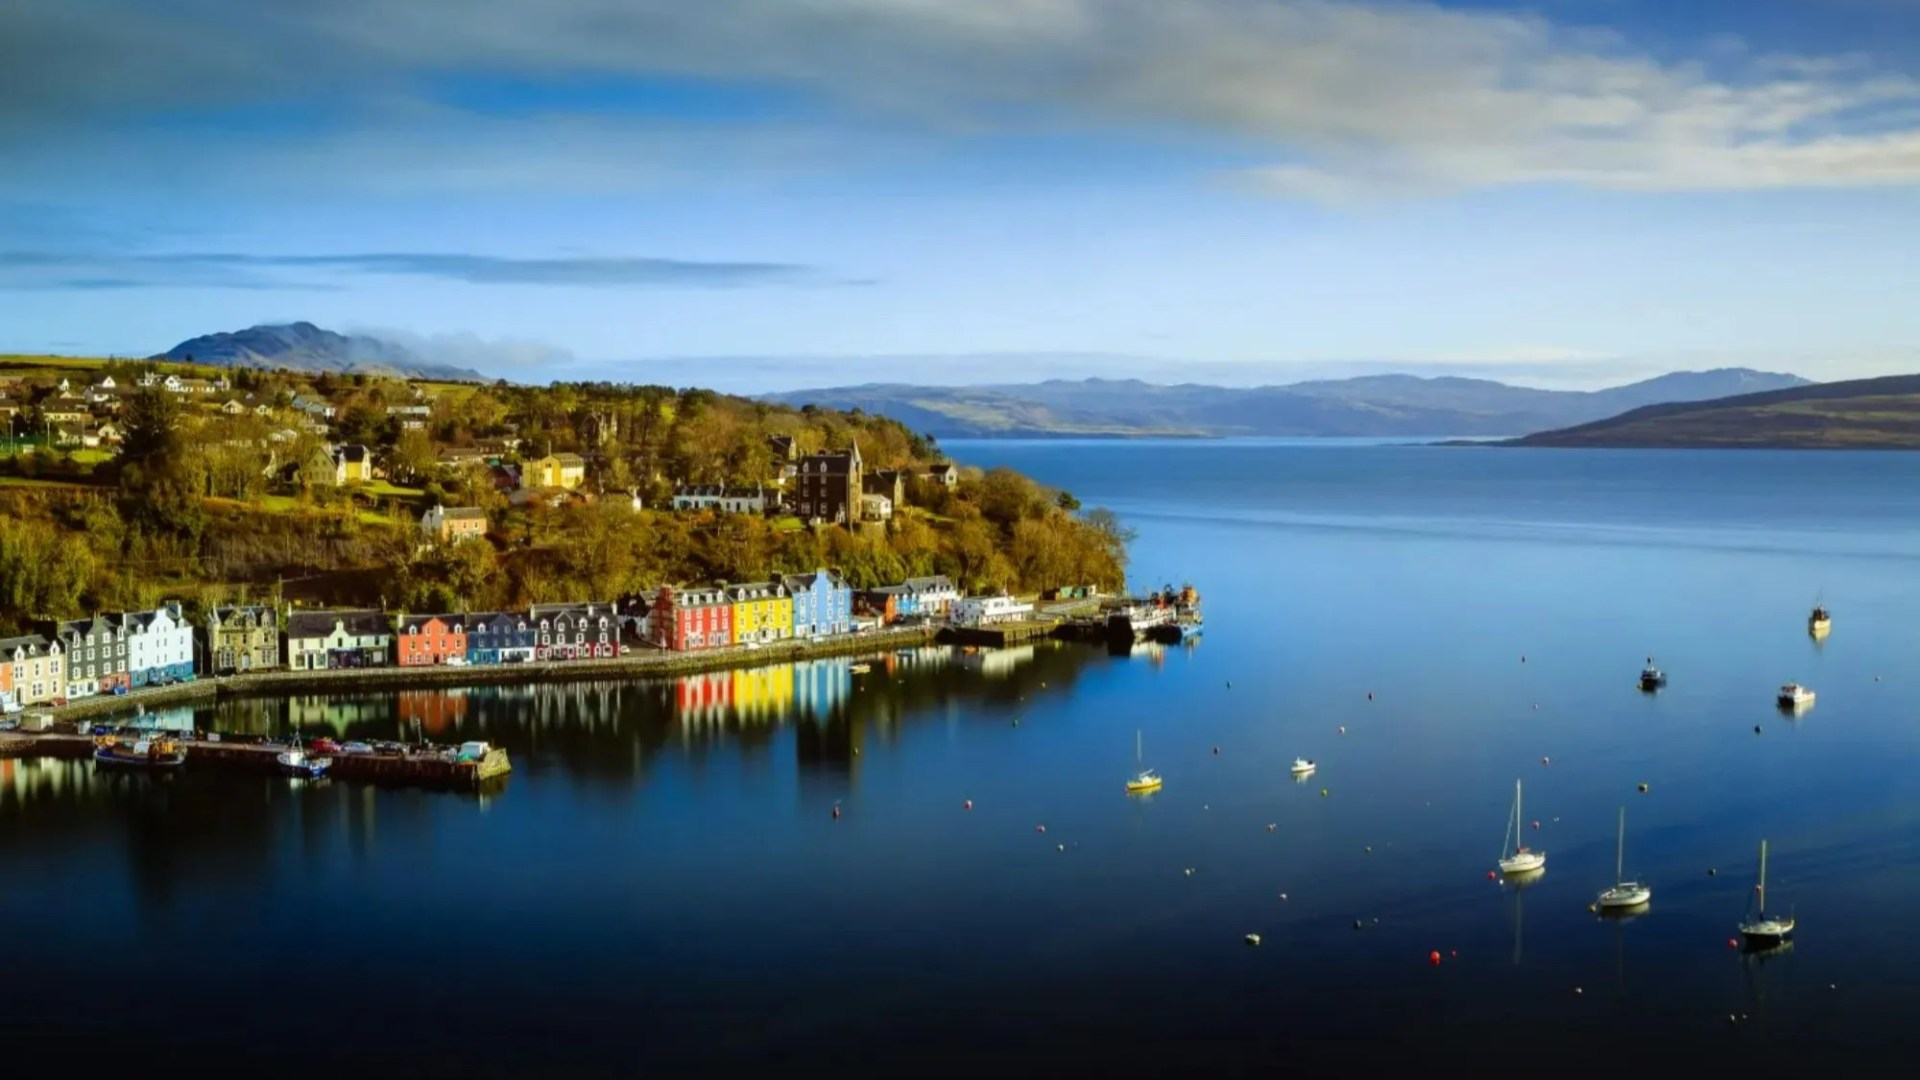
(1596, 805), (1651, 910)
(1808, 604), (1830, 635)
(1496, 778), (1545, 876)
(1777, 683), (1815, 708)
(276, 748), (331, 778)
(93, 735), (186, 770)
(1290, 758), (1316, 776)
(1125, 729), (1162, 794)
(1738, 839), (1794, 947)
(1639, 658), (1666, 690)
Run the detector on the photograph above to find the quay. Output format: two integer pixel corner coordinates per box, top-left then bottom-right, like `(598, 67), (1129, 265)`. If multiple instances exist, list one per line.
(0, 732), (512, 791)
(26, 624), (940, 725)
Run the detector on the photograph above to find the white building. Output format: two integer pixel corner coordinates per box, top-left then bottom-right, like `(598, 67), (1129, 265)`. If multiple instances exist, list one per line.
(949, 594), (1034, 627)
(860, 493), (893, 521)
(671, 484), (766, 514)
(124, 602), (196, 685)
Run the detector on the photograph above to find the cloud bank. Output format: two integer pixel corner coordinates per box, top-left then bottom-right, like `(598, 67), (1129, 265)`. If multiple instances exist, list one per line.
(5, 0), (1920, 198)
(0, 250), (826, 290)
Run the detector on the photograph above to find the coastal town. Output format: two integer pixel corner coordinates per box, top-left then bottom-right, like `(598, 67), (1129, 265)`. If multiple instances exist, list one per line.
(0, 358), (1134, 672)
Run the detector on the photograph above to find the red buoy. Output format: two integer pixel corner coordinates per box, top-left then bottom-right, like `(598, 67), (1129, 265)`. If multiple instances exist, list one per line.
(1429, 950), (1442, 966)
(1487, 870), (1497, 880)
(1728, 938), (1739, 949)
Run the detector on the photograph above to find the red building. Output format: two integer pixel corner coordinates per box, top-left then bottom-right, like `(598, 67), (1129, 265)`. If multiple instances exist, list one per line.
(649, 585), (733, 651)
(395, 615), (468, 666)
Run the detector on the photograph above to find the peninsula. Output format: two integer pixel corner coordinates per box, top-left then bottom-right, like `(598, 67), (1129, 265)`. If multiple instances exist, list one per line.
(1506, 373), (1920, 449)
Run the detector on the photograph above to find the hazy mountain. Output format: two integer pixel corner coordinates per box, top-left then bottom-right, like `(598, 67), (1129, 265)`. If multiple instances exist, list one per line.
(764, 368), (1813, 438)
(1509, 374), (1920, 449)
(152, 322), (486, 381)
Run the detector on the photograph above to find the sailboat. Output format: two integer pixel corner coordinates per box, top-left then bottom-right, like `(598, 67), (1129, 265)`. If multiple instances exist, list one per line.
(1596, 805), (1651, 910)
(1496, 779), (1545, 876)
(1125, 730), (1162, 794)
(1739, 839), (1795, 947)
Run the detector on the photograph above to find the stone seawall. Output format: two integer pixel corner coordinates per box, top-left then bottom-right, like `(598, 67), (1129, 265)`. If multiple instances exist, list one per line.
(34, 625), (937, 724)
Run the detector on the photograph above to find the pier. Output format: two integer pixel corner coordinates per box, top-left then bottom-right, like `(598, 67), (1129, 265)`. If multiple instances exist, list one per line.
(0, 732), (512, 791)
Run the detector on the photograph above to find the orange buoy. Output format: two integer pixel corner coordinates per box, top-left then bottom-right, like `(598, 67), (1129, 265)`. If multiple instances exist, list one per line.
(1429, 950), (1442, 966)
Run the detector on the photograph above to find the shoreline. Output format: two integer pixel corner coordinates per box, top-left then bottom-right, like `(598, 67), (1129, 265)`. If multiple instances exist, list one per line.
(20, 624), (940, 726)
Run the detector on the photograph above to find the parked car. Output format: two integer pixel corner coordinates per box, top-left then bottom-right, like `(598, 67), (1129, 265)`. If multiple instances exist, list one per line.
(443, 656), (468, 666)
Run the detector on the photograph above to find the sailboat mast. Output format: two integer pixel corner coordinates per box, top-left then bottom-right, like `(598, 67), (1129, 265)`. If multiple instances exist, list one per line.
(1616, 806), (1626, 883)
(1758, 839), (1768, 916)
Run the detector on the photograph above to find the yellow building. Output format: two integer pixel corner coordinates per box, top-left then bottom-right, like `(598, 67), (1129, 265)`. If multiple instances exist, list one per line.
(520, 452), (587, 490)
(726, 581), (793, 644)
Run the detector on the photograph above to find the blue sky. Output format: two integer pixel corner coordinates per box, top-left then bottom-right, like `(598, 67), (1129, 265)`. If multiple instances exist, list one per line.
(3, 0), (1919, 390)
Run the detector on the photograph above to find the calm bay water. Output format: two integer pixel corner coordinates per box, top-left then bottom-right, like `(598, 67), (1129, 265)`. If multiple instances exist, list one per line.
(7, 440), (1920, 1073)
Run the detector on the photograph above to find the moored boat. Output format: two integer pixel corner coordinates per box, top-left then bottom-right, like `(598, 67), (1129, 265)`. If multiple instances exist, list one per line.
(1808, 604), (1830, 635)
(93, 735), (187, 770)
(1738, 839), (1795, 948)
(277, 748), (331, 778)
(1595, 806), (1651, 911)
(1496, 778), (1545, 876)
(1777, 683), (1815, 708)
(1639, 658), (1666, 690)
(1290, 758), (1316, 776)
(1125, 729), (1162, 794)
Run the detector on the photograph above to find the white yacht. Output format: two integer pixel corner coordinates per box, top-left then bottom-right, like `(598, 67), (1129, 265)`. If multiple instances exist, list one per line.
(1595, 805), (1651, 910)
(1777, 683), (1815, 708)
(1290, 758), (1316, 776)
(1496, 778), (1545, 876)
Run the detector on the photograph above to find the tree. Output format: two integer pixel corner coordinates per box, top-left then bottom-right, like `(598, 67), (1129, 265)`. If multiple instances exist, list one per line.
(389, 427), (437, 485)
(121, 387), (181, 468)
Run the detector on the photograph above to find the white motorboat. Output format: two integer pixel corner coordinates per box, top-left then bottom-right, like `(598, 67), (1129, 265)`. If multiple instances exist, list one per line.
(1596, 805), (1651, 910)
(1777, 683), (1815, 708)
(1290, 758), (1316, 776)
(276, 749), (331, 778)
(1496, 778), (1545, 876)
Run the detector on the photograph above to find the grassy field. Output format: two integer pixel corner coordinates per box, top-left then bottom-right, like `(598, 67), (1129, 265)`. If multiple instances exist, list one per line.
(0, 474), (104, 490)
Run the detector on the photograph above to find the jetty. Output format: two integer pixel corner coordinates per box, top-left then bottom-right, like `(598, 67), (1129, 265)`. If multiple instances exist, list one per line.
(0, 732), (511, 791)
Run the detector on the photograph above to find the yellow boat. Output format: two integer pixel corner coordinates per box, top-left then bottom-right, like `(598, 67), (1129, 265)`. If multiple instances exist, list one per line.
(1125, 730), (1162, 793)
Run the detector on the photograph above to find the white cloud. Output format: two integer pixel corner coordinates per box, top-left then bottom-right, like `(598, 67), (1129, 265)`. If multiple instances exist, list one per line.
(6, 0), (1920, 198)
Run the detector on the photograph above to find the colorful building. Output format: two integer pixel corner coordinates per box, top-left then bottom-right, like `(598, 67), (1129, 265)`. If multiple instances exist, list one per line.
(44, 615), (130, 697)
(726, 581), (792, 644)
(466, 612), (537, 665)
(0, 635), (66, 707)
(396, 614), (469, 666)
(783, 568), (853, 638)
(529, 603), (619, 660)
(284, 610), (393, 670)
(420, 505), (488, 543)
(649, 585), (734, 651)
(124, 603), (195, 686)
(519, 452), (587, 490)
(203, 604), (279, 674)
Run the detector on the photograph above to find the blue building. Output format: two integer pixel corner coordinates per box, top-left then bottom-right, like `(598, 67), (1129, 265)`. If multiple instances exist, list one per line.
(783, 568), (853, 638)
(466, 612), (537, 665)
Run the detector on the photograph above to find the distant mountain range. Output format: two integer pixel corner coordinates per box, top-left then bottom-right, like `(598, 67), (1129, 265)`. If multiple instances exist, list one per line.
(152, 322), (486, 381)
(1508, 373), (1920, 449)
(764, 369), (1812, 438)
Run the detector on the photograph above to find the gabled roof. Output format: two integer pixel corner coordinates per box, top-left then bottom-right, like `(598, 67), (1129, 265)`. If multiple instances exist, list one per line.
(0, 634), (54, 656)
(398, 614), (466, 633)
(783, 569), (849, 592)
(285, 609), (390, 637)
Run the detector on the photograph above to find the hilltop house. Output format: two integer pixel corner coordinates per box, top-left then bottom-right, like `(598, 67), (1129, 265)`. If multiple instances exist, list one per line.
(860, 493), (893, 522)
(334, 443), (374, 484)
(921, 462), (959, 489)
(284, 610), (393, 670)
(795, 442), (864, 525)
(671, 484), (767, 514)
(466, 612), (537, 665)
(520, 452), (586, 490)
(864, 469), (906, 508)
(783, 569), (853, 638)
(124, 603), (195, 686)
(396, 614), (468, 666)
(0, 635), (64, 708)
(203, 604), (280, 674)
(420, 505), (488, 543)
